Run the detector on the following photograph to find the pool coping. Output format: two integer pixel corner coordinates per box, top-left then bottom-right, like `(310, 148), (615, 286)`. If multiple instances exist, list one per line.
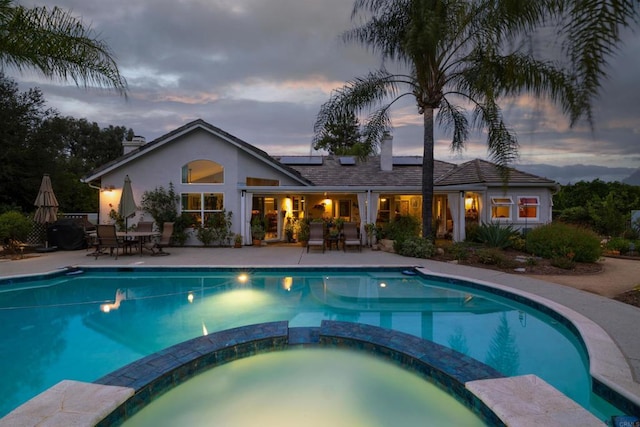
(0, 321), (605, 427)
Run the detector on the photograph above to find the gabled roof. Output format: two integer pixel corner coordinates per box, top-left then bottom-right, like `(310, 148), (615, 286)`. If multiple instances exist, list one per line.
(279, 155), (457, 187)
(82, 119), (313, 186)
(435, 159), (557, 187)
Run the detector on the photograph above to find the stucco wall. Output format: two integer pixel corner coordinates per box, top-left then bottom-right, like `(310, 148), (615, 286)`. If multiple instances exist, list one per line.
(97, 128), (304, 241)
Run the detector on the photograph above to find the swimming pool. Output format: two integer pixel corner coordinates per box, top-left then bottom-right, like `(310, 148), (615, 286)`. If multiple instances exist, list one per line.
(0, 267), (623, 419)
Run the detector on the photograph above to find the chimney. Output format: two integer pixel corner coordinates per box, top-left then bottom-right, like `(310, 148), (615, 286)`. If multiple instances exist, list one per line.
(123, 135), (146, 155)
(380, 132), (393, 171)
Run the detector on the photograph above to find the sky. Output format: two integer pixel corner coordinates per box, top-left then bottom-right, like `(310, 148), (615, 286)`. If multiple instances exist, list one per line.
(9, 0), (640, 184)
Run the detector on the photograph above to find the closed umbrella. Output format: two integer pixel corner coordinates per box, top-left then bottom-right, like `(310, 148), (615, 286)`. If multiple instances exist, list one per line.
(34, 174), (59, 224)
(118, 175), (137, 230)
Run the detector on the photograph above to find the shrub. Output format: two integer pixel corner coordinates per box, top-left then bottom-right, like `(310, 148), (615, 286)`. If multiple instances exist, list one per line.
(172, 213), (193, 246)
(550, 255), (576, 269)
(447, 242), (471, 262)
(383, 215), (421, 242)
(0, 211), (32, 252)
(394, 237), (434, 259)
(195, 225), (215, 246)
(606, 237), (631, 254)
(140, 183), (179, 228)
(525, 222), (602, 263)
(464, 222), (480, 243)
(475, 248), (516, 268)
(474, 222), (518, 249)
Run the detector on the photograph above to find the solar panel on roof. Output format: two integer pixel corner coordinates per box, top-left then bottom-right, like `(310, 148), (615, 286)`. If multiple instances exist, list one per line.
(393, 157), (422, 165)
(339, 156), (356, 165)
(279, 156), (323, 165)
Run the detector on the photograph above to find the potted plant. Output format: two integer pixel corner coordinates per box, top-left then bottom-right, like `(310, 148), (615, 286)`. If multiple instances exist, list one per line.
(234, 233), (243, 248)
(285, 219), (295, 243)
(297, 219), (310, 246)
(251, 218), (266, 246)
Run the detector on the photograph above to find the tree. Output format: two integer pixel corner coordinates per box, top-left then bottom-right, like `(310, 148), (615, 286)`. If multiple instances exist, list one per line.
(0, 0), (127, 95)
(0, 72), (55, 211)
(313, 111), (373, 158)
(0, 73), (131, 213)
(315, 0), (638, 237)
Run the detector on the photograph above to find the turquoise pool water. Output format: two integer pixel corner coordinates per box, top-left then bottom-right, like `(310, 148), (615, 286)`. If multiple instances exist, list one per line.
(0, 267), (618, 419)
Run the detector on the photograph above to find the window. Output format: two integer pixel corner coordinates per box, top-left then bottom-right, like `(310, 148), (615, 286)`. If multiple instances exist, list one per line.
(491, 197), (513, 220)
(518, 196), (539, 220)
(182, 160), (223, 184)
(247, 177), (279, 186)
(338, 200), (351, 218)
(181, 193), (224, 225)
(378, 197), (390, 222)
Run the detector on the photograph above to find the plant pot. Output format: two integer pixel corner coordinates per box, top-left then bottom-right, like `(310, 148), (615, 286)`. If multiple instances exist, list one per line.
(234, 242), (242, 248)
(253, 239), (263, 247)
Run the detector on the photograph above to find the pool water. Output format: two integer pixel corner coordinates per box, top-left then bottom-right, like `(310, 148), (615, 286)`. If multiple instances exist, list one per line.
(123, 348), (488, 427)
(0, 268), (619, 419)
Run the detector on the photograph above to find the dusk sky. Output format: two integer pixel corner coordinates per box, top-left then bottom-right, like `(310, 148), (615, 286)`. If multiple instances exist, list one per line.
(10, 0), (640, 184)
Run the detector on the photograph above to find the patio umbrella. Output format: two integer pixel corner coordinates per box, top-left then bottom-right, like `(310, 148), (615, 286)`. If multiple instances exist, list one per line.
(34, 174), (59, 224)
(118, 175), (137, 230)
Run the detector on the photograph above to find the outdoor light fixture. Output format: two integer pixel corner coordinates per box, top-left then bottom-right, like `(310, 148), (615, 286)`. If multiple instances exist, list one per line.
(102, 185), (115, 192)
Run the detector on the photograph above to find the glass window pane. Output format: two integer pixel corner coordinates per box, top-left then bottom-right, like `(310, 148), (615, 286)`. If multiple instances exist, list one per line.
(519, 197), (538, 205)
(492, 206), (511, 218)
(182, 193), (201, 210)
(491, 197), (513, 205)
(182, 160), (224, 184)
(204, 193), (223, 210)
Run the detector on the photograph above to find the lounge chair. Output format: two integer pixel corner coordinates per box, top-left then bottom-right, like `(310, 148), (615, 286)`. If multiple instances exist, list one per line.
(95, 224), (132, 259)
(307, 222), (325, 253)
(343, 222), (362, 252)
(146, 222), (173, 256)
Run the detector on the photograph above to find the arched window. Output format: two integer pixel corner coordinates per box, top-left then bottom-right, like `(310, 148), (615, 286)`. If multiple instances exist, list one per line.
(182, 160), (224, 184)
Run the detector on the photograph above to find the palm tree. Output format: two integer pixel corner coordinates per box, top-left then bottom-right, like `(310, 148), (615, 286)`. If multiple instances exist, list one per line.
(315, 0), (637, 238)
(0, 0), (127, 95)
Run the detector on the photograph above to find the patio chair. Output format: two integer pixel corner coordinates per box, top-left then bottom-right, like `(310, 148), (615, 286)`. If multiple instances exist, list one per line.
(146, 222), (173, 256)
(342, 222), (362, 252)
(95, 224), (132, 260)
(307, 222), (325, 253)
(136, 221), (154, 232)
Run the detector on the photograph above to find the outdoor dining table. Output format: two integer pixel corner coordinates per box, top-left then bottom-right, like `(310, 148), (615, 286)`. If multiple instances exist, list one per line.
(117, 231), (160, 255)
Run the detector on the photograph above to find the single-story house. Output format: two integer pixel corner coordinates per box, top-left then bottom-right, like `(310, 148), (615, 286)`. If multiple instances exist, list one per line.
(81, 119), (559, 245)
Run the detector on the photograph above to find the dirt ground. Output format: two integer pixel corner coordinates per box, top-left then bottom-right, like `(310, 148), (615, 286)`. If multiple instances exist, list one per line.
(431, 249), (640, 308)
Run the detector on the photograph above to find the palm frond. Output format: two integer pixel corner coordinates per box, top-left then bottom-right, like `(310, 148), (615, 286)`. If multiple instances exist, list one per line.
(0, 2), (127, 96)
(437, 98), (468, 153)
(473, 100), (519, 178)
(561, 0), (638, 125)
(313, 69), (410, 141)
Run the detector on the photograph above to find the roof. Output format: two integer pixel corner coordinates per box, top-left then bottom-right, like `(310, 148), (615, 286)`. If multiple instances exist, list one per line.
(82, 119), (313, 186)
(435, 159), (557, 187)
(279, 155), (457, 187)
(281, 156), (556, 188)
(82, 119), (557, 190)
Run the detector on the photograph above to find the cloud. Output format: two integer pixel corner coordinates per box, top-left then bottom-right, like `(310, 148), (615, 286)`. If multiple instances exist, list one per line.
(11, 0), (640, 179)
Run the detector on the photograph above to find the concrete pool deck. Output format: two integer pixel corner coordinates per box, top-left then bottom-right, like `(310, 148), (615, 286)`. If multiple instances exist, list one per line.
(1, 245), (639, 425)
